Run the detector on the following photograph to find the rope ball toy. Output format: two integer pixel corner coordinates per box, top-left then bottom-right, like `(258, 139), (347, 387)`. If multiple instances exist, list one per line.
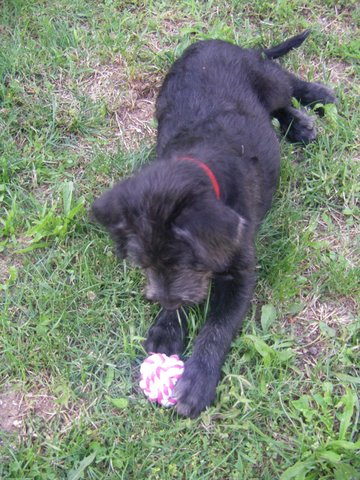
(139, 353), (184, 407)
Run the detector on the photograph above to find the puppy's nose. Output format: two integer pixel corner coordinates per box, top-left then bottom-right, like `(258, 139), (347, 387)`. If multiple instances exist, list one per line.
(161, 300), (182, 310)
(145, 290), (158, 303)
(146, 293), (182, 310)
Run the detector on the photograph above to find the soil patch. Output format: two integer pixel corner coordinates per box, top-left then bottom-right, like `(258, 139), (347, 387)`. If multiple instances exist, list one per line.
(286, 296), (357, 370)
(80, 58), (160, 150)
(0, 385), (81, 440)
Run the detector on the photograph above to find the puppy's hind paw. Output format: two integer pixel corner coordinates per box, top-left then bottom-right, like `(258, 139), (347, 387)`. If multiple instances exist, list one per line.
(283, 108), (317, 144)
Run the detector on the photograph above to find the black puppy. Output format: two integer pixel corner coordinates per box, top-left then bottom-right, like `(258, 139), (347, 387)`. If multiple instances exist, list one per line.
(92, 31), (336, 417)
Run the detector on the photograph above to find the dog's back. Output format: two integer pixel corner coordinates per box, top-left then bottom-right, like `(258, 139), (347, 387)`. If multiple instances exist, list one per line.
(155, 39), (286, 222)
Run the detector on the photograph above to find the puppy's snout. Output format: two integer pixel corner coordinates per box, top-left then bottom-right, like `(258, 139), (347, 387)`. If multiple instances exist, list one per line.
(145, 290), (158, 303)
(144, 268), (210, 309)
(162, 299), (182, 310)
(146, 290), (182, 310)
(145, 284), (158, 303)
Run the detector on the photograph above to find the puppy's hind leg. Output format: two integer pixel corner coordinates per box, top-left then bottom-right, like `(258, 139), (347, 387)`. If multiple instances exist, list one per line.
(273, 74), (337, 143)
(275, 106), (317, 144)
(291, 76), (337, 116)
(252, 62), (316, 143)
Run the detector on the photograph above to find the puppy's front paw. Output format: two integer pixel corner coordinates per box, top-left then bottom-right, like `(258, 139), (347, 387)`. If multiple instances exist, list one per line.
(174, 358), (219, 418)
(144, 310), (185, 356)
(144, 324), (184, 356)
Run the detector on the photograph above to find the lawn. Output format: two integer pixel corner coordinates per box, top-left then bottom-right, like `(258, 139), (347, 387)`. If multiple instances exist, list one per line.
(0, 1), (359, 478)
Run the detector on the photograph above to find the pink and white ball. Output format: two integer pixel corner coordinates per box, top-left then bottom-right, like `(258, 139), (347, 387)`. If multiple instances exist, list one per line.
(139, 353), (184, 407)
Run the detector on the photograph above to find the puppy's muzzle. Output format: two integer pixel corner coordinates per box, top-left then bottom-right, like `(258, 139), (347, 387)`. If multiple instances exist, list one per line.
(145, 291), (184, 310)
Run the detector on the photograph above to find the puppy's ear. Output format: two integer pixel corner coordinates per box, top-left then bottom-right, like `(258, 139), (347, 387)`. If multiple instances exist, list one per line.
(92, 184), (126, 229)
(92, 185), (131, 259)
(174, 201), (247, 271)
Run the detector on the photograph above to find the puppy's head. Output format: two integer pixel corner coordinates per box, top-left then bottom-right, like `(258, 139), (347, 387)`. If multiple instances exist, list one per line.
(92, 164), (246, 310)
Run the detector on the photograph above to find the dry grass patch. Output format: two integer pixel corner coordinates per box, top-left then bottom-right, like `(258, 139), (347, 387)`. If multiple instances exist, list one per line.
(0, 385), (83, 439)
(325, 60), (356, 85)
(0, 388), (57, 436)
(0, 254), (22, 285)
(80, 57), (159, 150)
(112, 71), (159, 150)
(301, 3), (357, 36)
(80, 57), (128, 108)
(315, 211), (359, 267)
(144, 17), (192, 53)
(316, 11), (357, 36)
(288, 295), (357, 370)
(295, 57), (353, 89)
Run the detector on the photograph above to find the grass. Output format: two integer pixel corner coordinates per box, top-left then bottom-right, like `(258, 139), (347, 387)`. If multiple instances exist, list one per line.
(0, 0), (359, 478)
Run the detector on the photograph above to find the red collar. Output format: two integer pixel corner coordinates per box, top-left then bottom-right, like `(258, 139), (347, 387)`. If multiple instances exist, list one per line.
(178, 156), (220, 200)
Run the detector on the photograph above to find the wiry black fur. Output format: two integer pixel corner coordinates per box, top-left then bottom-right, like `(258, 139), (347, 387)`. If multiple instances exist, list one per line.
(92, 32), (336, 418)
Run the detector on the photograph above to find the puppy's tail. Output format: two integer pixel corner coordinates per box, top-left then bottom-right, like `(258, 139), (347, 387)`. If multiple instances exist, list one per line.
(264, 29), (310, 59)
